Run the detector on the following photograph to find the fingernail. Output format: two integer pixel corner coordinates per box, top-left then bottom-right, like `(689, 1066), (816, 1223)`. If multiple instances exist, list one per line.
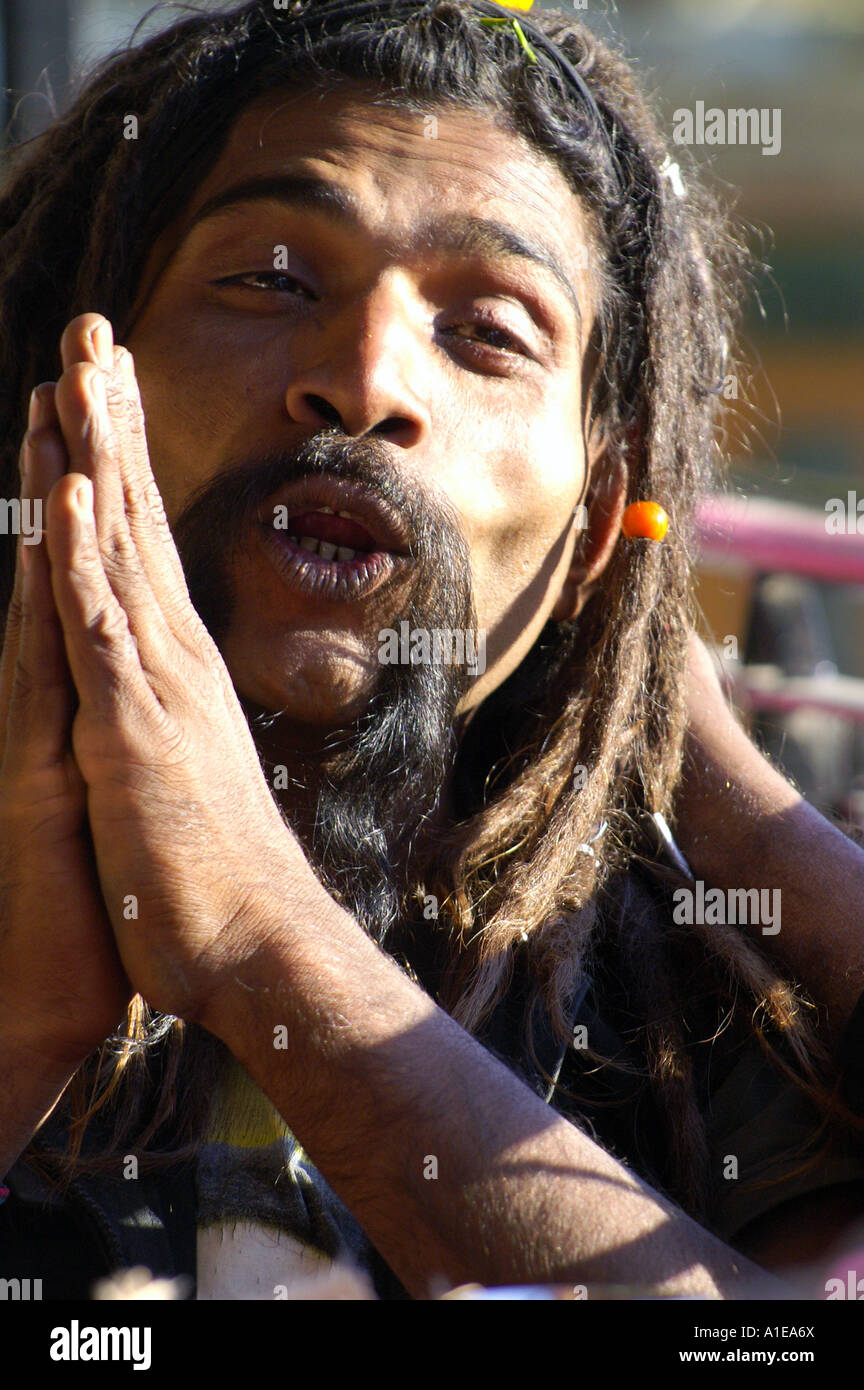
(74, 478), (93, 519)
(118, 347), (136, 385)
(28, 386), (46, 431)
(91, 318), (114, 369)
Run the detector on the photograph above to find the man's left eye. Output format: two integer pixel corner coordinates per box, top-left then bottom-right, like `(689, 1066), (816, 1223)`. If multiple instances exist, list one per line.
(447, 321), (525, 354)
(214, 271), (314, 297)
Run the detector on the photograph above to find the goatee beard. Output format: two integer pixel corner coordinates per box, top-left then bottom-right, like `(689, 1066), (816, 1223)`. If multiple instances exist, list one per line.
(171, 430), (477, 944)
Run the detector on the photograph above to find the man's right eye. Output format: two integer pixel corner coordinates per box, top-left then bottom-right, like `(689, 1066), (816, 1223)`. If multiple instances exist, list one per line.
(213, 272), (315, 298)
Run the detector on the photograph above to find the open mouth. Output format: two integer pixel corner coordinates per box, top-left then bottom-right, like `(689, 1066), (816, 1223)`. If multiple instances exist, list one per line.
(259, 482), (413, 600)
(278, 505), (383, 563)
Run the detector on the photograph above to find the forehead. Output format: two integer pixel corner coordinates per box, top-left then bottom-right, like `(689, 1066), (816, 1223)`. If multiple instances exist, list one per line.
(201, 83), (577, 210)
(159, 81), (597, 320)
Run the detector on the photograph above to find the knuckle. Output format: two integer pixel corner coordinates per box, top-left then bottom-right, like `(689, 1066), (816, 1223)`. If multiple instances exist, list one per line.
(25, 419), (64, 451)
(140, 477), (169, 525)
(150, 707), (192, 766)
(4, 591), (24, 636)
(10, 655), (35, 705)
(125, 401), (149, 449)
(60, 361), (97, 399)
(85, 599), (133, 651)
(104, 372), (127, 413)
(70, 531), (106, 579)
(101, 526), (139, 572)
(56, 363), (101, 424)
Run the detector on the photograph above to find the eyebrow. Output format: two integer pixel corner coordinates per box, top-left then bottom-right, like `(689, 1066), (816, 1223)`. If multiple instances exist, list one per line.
(182, 173), (583, 324)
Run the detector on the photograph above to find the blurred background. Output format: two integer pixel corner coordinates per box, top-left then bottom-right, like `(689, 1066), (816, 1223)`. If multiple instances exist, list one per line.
(1, 0), (862, 817)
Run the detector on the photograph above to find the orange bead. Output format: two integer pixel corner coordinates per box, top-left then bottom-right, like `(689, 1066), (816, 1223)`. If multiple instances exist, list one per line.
(621, 501), (669, 542)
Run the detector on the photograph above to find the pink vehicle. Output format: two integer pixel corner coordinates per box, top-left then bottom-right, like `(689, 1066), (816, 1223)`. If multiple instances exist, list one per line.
(696, 493), (864, 822)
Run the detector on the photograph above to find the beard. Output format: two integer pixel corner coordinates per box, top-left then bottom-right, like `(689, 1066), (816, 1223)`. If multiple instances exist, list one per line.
(171, 430), (476, 946)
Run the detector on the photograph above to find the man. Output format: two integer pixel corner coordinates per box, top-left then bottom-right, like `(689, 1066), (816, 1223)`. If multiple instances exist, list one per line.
(0, 0), (862, 1300)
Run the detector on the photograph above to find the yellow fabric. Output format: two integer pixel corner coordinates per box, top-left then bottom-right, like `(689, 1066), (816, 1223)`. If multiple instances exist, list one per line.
(205, 1052), (292, 1150)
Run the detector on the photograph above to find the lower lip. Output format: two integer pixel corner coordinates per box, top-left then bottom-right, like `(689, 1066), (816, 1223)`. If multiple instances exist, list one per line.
(260, 527), (409, 600)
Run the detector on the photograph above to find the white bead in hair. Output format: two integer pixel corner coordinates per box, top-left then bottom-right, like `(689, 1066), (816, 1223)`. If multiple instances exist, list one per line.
(659, 156), (686, 199)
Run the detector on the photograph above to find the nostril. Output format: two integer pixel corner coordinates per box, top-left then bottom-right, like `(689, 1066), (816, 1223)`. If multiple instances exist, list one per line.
(305, 394), (342, 428)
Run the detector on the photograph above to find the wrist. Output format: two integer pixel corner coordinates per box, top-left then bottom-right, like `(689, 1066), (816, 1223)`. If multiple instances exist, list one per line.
(192, 864), (360, 1046)
(195, 871), (437, 1104)
(0, 1004), (101, 1083)
(0, 1029), (82, 1178)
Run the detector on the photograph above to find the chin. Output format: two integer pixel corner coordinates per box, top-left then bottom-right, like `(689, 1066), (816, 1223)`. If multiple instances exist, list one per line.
(227, 646), (382, 728)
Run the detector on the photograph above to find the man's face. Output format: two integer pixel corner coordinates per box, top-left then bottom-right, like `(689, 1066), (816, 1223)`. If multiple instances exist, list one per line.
(125, 82), (598, 730)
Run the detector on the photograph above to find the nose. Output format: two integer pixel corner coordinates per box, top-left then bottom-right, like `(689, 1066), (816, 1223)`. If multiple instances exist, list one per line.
(283, 275), (433, 445)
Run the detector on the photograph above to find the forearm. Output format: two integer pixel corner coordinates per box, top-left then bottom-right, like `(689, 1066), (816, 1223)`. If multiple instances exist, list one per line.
(675, 715), (864, 1040)
(200, 883), (782, 1300)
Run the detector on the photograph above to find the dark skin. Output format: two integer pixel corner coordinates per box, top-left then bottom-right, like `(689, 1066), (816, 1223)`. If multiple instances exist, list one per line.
(1, 83), (861, 1296)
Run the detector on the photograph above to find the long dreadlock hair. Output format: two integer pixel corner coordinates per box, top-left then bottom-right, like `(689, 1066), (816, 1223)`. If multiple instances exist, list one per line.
(0, 0), (854, 1218)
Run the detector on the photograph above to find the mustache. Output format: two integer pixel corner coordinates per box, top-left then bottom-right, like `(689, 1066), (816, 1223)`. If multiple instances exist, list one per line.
(175, 430), (425, 550)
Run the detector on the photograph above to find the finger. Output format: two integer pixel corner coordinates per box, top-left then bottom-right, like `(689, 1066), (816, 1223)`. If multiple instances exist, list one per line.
(45, 473), (155, 725)
(0, 387), (71, 763)
(4, 426), (79, 773)
(109, 344), (194, 615)
(59, 314), (127, 541)
(0, 429), (33, 720)
(60, 318), (179, 597)
(60, 313), (114, 375)
(56, 322), (201, 658)
(53, 363), (165, 640)
(54, 353), (128, 550)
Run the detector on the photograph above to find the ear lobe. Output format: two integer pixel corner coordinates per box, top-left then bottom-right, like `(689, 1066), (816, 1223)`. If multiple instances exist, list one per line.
(551, 446), (628, 622)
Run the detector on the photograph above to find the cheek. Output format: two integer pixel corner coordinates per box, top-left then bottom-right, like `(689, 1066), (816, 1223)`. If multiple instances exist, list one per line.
(470, 503), (577, 640)
(461, 425), (587, 627)
(127, 319), (264, 523)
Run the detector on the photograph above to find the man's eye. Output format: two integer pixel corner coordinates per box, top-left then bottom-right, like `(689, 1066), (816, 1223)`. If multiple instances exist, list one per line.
(444, 321), (526, 356)
(214, 272), (314, 297)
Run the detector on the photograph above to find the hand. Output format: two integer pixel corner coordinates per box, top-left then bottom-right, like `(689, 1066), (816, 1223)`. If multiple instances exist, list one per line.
(0, 337), (132, 1071)
(42, 315), (321, 1022)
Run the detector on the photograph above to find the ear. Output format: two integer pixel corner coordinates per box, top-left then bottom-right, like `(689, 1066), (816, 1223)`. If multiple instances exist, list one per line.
(550, 435), (629, 622)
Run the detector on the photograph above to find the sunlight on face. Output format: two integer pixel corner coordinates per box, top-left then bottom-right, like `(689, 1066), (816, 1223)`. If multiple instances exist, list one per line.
(125, 83), (601, 727)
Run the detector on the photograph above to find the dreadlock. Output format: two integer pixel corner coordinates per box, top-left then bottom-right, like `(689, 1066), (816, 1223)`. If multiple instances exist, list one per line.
(0, 0), (852, 1218)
